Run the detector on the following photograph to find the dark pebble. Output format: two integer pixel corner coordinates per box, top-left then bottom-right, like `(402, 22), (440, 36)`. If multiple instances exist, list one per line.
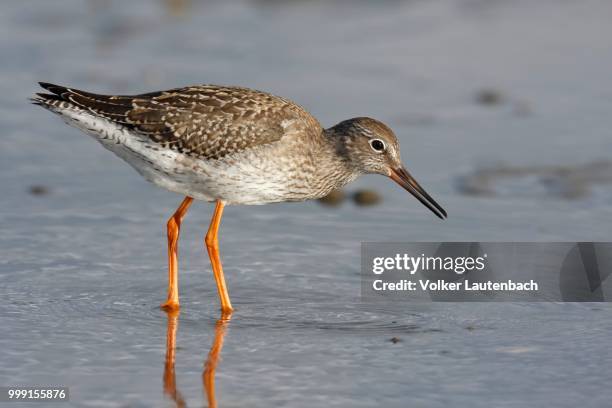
(318, 189), (345, 206)
(353, 189), (381, 206)
(476, 89), (504, 106)
(28, 185), (50, 196)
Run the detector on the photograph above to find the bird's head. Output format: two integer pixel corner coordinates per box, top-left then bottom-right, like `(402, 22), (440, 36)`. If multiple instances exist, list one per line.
(328, 117), (447, 219)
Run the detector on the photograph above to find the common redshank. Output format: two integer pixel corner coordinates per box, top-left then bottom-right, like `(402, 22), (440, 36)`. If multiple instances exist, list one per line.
(32, 82), (447, 313)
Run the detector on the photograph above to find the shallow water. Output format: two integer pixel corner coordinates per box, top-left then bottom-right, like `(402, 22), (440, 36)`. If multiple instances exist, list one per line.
(2, 0), (612, 406)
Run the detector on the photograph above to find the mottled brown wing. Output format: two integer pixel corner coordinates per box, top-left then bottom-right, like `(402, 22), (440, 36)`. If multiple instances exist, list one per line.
(37, 83), (321, 160)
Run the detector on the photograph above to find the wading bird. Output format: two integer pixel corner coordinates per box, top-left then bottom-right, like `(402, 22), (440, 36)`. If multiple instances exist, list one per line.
(33, 83), (447, 313)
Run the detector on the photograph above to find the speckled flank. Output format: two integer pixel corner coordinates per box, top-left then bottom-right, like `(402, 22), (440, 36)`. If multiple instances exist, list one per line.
(32, 83), (404, 205)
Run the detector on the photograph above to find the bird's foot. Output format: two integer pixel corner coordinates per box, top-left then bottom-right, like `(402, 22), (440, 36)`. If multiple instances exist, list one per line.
(160, 300), (180, 312)
(220, 305), (234, 317)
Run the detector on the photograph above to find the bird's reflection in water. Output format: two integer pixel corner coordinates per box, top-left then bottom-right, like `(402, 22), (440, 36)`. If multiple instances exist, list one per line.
(202, 312), (232, 408)
(163, 310), (186, 407)
(163, 309), (232, 408)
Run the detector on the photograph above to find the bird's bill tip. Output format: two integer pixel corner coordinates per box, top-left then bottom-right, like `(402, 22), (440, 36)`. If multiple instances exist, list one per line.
(389, 167), (447, 220)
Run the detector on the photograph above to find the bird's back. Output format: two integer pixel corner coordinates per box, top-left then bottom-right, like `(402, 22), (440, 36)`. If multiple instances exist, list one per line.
(32, 83), (346, 204)
(33, 83), (322, 158)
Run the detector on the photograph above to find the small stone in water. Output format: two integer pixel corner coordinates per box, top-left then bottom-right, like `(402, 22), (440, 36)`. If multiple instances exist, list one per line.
(28, 185), (50, 196)
(476, 89), (504, 106)
(353, 189), (381, 206)
(318, 189), (346, 206)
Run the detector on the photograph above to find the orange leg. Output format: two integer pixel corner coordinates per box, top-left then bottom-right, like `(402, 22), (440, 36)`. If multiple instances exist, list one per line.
(163, 309), (186, 408)
(161, 196), (194, 311)
(203, 311), (232, 408)
(205, 200), (233, 313)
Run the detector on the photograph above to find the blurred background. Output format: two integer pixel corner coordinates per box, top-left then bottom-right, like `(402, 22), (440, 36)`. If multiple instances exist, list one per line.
(1, 1), (612, 407)
(3, 0), (612, 239)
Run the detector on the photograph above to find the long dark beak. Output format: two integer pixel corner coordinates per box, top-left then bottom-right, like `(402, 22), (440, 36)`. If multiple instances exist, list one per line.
(389, 167), (447, 219)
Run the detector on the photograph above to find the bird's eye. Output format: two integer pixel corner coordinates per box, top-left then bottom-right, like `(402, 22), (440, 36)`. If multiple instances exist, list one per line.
(369, 139), (386, 152)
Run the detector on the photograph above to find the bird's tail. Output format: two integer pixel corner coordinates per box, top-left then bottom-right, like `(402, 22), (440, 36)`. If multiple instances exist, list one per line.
(31, 82), (76, 110)
(31, 82), (132, 147)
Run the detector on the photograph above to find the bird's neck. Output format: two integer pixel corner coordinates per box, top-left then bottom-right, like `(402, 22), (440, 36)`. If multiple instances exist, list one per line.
(309, 128), (360, 195)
